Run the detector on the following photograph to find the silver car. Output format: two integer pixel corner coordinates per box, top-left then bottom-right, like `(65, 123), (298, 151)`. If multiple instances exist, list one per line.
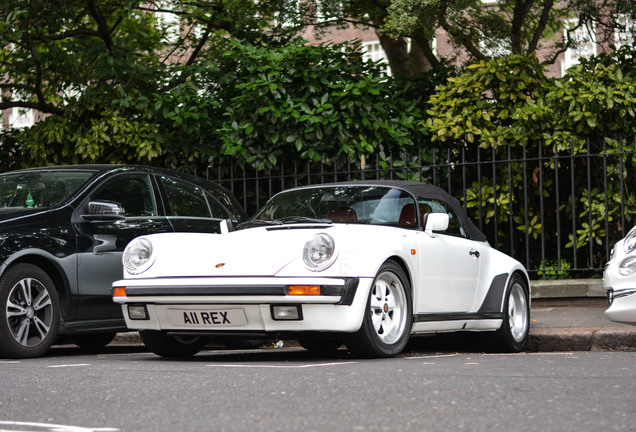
(604, 226), (636, 325)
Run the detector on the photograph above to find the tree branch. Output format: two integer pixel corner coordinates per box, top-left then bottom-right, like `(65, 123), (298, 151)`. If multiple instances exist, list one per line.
(185, 26), (210, 66)
(0, 100), (63, 115)
(528, 0), (555, 53)
(22, 28), (51, 114)
(437, 0), (487, 60)
(85, 0), (114, 53)
(511, 0), (535, 53)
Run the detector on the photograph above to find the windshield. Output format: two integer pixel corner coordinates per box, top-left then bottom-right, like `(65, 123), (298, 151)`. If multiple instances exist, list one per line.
(0, 170), (94, 209)
(248, 185), (417, 228)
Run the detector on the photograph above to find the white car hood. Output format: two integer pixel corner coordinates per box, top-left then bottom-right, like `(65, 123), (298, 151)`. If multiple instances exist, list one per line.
(131, 226), (333, 278)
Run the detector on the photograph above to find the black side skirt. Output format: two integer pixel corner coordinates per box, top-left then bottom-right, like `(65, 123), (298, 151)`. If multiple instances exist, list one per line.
(413, 272), (509, 323)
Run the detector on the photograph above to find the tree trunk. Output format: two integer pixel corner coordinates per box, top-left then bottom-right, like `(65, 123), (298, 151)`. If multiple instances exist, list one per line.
(378, 34), (435, 76)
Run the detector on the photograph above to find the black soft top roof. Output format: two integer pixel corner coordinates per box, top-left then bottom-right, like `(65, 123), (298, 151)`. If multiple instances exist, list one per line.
(308, 180), (488, 242)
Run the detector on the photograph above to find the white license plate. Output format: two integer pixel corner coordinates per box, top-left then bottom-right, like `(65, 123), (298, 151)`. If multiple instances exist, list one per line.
(167, 308), (247, 327)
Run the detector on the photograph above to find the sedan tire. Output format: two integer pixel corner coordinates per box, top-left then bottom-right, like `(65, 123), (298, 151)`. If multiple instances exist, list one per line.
(344, 261), (412, 358)
(0, 264), (60, 359)
(490, 273), (530, 352)
(67, 332), (117, 349)
(139, 330), (206, 358)
(297, 334), (344, 354)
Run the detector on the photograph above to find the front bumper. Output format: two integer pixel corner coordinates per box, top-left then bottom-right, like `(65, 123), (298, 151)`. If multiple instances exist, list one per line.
(605, 288), (636, 325)
(113, 276), (372, 333)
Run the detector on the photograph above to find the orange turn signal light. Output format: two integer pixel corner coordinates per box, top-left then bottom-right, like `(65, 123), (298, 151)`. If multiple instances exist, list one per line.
(113, 287), (127, 298)
(288, 285), (321, 296)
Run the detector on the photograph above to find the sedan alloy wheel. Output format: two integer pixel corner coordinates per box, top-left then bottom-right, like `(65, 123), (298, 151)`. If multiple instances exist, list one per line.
(0, 264), (60, 358)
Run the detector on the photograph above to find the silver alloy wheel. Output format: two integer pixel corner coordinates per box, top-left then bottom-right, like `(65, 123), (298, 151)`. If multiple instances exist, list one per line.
(6, 277), (53, 347)
(507, 281), (529, 342)
(369, 270), (408, 345)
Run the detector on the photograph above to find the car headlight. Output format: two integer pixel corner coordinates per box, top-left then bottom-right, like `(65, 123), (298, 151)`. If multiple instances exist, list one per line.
(623, 228), (636, 254)
(618, 255), (636, 276)
(123, 238), (155, 275)
(303, 233), (336, 271)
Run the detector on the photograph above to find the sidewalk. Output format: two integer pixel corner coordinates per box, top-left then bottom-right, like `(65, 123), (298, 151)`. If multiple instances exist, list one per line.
(528, 279), (636, 351)
(528, 305), (636, 352)
(112, 279), (636, 352)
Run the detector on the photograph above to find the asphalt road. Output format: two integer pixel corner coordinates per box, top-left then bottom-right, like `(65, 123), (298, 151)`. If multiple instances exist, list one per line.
(0, 344), (635, 432)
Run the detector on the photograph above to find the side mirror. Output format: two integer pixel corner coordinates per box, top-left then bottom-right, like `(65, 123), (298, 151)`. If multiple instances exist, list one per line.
(82, 200), (126, 221)
(424, 213), (449, 236)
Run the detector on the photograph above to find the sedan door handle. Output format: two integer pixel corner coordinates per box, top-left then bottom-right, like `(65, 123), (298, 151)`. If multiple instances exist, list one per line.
(469, 250), (480, 258)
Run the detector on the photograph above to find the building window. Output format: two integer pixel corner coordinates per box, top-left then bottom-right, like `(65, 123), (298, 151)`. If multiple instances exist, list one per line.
(562, 19), (597, 75)
(11, 108), (34, 129)
(479, 39), (511, 58)
(615, 14), (635, 49)
(156, 1), (180, 43)
(362, 41), (391, 76)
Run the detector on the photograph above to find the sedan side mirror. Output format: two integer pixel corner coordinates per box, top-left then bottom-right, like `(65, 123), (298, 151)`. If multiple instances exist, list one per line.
(423, 213), (449, 237)
(82, 200), (126, 221)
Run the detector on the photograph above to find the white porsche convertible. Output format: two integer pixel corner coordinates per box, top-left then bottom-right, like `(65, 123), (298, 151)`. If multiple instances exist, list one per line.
(113, 181), (530, 358)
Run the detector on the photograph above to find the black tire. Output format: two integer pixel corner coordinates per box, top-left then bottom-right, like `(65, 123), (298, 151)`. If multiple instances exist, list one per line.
(68, 332), (117, 349)
(0, 263), (61, 359)
(489, 273), (530, 353)
(344, 261), (413, 358)
(139, 330), (206, 358)
(297, 334), (343, 353)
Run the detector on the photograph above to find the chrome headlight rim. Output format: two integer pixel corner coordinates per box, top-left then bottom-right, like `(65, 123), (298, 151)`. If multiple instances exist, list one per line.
(302, 233), (337, 272)
(123, 237), (156, 275)
(623, 227), (636, 254)
(618, 255), (636, 277)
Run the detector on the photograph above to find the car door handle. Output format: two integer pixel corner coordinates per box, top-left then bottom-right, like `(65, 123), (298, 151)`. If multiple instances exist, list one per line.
(469, 250), (480, 258)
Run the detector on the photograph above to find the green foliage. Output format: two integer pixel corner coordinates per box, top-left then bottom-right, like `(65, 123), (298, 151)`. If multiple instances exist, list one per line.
(427, 54), (549, 148)
(537, 259), (571, 280)
(541, 45), (636, 152)
(426, 47), (636, 273)
(9, 31), (431, 174)
(218, 39), (427, 170)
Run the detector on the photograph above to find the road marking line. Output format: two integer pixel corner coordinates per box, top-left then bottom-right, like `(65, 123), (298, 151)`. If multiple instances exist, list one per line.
(406, 354), (459, 359)
(0, 421), (118, 431)
(207, 361), (357, 369)
(48, 363), (91, 368)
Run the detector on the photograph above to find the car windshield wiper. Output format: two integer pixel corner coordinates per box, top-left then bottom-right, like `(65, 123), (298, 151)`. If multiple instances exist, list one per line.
(235, 219), (283, 230)
(236, 216), (332, 230)
(277, 216), (332, 224)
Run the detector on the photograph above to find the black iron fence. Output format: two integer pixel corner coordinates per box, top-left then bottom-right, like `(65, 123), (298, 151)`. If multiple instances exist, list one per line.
(203, 140), (635, 279)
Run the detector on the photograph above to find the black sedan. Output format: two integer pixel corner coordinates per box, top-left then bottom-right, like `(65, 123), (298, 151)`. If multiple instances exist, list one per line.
(0, 165), (246, 358)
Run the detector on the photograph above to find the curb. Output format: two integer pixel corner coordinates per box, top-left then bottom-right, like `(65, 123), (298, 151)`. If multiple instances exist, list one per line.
(527, 327), (636, 352)
(530, 279), (605, 299)
(113, 327), (636, 353)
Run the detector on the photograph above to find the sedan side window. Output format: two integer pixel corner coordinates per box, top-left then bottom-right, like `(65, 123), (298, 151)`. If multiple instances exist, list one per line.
(91, 174), (157, 217)
(205, 194), (232, 219)
(418, 199), (467, 238)
(161, 176), (212, 218)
